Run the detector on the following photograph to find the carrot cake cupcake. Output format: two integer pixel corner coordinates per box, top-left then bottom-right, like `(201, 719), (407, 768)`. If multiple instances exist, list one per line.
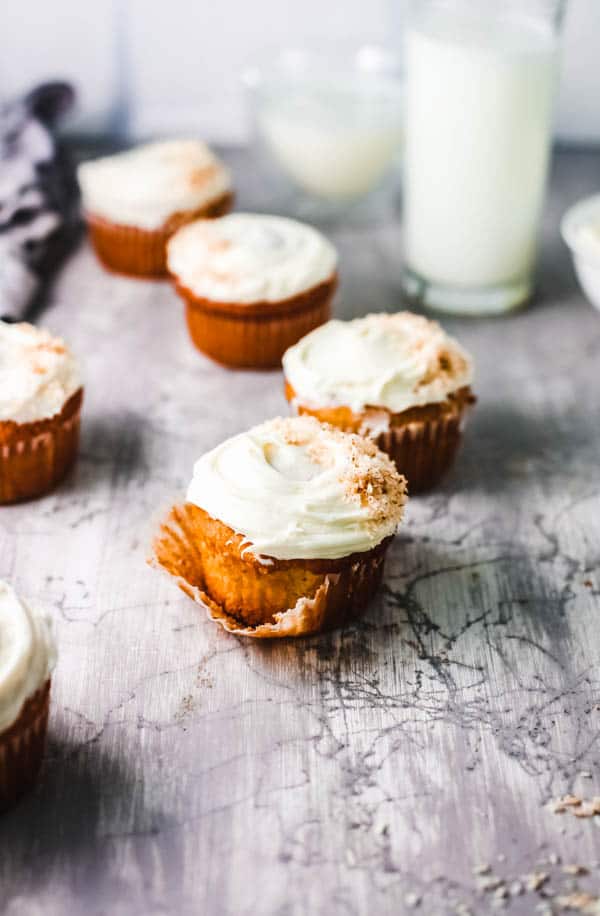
(283, 312), (475, 492)
(0, 580), (56, 810)
(167, 213), (338, 368)
(0, 321), (83, 503)
(153, 416), (406, 637)
(77, 139), (233, 278)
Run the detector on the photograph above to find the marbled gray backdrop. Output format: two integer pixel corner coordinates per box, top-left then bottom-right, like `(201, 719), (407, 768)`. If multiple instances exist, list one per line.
(0, 148), (599, 915)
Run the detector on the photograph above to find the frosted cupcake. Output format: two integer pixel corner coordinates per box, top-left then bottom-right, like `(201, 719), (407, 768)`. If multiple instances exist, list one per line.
(153, 416), (406, 637)
(0, 321), (83, 503)
(283, 312), (475, 492)
(167, 213), (338, 368)
(77, 140), (233, 278)
(0, 581), (56, 810)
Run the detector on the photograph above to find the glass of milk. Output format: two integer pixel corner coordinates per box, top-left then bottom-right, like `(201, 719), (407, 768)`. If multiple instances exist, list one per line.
(244, 46), (404, 221)
(402, 0), (566, 315)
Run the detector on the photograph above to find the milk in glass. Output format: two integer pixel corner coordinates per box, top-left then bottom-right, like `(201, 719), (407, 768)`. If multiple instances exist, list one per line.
(403, 3), (563, 314)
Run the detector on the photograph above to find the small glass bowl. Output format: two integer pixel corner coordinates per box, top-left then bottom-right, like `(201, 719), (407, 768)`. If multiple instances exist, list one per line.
(243, 45), (404, 223)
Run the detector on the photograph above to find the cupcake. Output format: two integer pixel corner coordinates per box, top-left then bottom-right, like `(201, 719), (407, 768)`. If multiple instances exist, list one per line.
(152, 416), (406, 637)
(167, 213), (338, 369)
(283, 312), (475, 492)
(0, 321), (83, 503)
(77, 140), (233, 278)
(0, 580), (56, 810)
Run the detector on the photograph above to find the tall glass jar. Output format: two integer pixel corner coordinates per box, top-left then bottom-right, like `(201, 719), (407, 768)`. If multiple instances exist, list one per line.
(402, 0), (566, 316)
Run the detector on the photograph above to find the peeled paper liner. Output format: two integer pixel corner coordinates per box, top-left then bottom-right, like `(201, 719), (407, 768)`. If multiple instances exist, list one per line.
(150, 503), (341, 638)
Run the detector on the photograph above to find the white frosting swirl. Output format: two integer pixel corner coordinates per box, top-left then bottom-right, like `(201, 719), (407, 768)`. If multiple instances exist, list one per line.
(0, 321), (81, 423)
(283, 312), (474, 414)
(0, 580), (56, 734)
(167, 213), (337, 303)
(77, 140), (232, 231)
(186, 416), (406, 561)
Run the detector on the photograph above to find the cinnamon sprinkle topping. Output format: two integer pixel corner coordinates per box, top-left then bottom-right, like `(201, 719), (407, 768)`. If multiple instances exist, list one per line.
(273, 415), (407, 527)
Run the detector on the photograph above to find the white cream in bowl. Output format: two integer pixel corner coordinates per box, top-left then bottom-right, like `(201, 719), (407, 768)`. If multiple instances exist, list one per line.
(561, 193), (600, 312)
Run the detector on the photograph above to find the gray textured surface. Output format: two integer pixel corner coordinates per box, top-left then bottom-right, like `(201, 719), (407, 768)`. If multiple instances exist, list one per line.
(1, 147), (600, 915)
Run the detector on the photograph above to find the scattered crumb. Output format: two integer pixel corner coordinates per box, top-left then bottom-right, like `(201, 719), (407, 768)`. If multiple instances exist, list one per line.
(562, 865), (590, 876)
(466, 834), (596, 911)
(573, 798), (600, 818)
(526, 872), (549, 892)
(583, 579), (593, 588)
(555, 892), (600, 913)
(550, 794), (583, 813)
(404, 892), (421, 908)
(478, 877), (504, 893)
(174, 693), (197, 722)
(454, 905), (473, 916)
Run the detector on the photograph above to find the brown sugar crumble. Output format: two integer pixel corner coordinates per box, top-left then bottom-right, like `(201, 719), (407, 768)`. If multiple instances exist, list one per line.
(35, 341), (66, 354)
(206, 237), (232, 253)
(271, 416), (407, 528)
(188, 163), (219, 189)
(362, 311), (470, 395)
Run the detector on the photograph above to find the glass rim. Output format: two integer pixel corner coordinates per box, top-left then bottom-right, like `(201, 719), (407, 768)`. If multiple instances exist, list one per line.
(408, 0), (567, 30)
(242, 42), (403, 91)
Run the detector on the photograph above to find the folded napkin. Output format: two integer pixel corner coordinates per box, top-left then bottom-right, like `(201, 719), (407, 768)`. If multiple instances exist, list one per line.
(0, 82), (79, 321)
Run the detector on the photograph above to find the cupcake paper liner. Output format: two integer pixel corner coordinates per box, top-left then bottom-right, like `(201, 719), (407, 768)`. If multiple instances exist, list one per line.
(0, 680), (50, 811)
(374, 413), (466, 493)
(86, 192), (234, 279)
(151, 503), (390, 638)
(174, 275), (337, 370)
(0, 389), (82, 504)
(287, 383), (474, 493)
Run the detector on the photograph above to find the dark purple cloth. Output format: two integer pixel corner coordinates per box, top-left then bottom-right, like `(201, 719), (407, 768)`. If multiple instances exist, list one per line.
(0, 82), (78, 321)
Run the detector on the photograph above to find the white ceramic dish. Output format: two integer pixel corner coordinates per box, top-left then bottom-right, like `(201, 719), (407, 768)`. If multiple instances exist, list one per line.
(561, 193), (600, 312)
